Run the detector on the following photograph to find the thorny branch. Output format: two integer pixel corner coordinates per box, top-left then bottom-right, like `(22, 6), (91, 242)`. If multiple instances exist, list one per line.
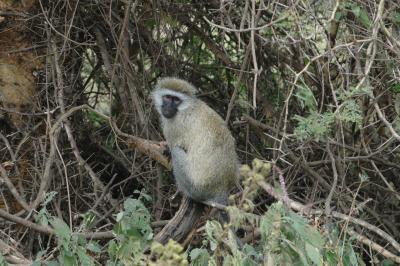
(1, 0), (399, 263)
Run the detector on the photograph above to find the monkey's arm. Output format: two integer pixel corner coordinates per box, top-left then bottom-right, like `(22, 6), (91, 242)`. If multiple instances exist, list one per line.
(171, 146), (192, 197)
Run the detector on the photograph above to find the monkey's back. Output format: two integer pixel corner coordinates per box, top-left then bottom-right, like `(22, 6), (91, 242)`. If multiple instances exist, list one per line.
(163, 100), (238, 203)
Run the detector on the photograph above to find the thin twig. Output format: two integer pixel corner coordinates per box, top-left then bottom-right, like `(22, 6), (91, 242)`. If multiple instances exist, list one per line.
(203, 14), (288, 33)
(325, 143), (338, 215)
(256, 180), (400, 255)
(0, 164), (30, 211)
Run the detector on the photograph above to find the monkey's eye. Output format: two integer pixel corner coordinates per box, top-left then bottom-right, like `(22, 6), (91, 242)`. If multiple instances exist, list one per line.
(163, 95), (182, 105)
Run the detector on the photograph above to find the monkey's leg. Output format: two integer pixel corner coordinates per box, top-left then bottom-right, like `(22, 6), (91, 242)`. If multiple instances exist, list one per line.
(200, 199), (230, 225)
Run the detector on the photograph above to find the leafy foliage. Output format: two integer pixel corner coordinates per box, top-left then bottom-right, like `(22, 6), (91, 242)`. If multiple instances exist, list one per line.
(337, 100), (363, 128)
(29, 184), (366, 266)
(36, 216), (99, 266)
(188, 201), (364, 266)
(295, 84), (317, 112)
(187, 160), (365, 265)
(294, 112), (335, 141)
(31, 197), (153, 266)
(0, 255), (7, 266)
(107, 197), (153, 265)
(1, 0), (398, 265)
(294, 86), (370, 141)
(343, 2), (372, 28)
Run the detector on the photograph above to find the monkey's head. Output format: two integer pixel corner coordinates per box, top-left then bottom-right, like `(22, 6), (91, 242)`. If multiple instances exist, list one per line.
(152, 77), (198, 119)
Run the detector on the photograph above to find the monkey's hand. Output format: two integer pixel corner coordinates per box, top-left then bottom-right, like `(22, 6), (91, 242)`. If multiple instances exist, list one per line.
(157, 141), (170, 157)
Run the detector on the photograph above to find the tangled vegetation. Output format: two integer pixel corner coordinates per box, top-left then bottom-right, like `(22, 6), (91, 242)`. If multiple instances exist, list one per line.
(0, 0), (399, 265)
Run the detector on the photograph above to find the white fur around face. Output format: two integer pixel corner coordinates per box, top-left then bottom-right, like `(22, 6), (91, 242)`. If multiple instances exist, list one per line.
(152, 88), (194, 116)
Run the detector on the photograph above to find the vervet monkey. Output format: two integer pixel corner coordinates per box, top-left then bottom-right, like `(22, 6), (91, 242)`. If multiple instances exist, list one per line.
(152, 77), (239, 210)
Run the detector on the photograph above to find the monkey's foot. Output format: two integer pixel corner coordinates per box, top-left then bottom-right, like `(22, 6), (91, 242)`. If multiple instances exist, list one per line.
(169, 190), (179, 201)
(201, 200), (227, 210)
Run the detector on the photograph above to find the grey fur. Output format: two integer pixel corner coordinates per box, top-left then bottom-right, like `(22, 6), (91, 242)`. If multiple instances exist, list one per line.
(152, 77), (239, 206)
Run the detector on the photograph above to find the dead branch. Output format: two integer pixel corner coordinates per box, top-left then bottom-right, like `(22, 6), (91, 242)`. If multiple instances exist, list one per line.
(110, 120), (170, 169)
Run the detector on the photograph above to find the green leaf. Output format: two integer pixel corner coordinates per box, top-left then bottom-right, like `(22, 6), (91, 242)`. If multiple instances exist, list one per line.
(36, 208), (49, 226)
(0, 255), (7, 266)
(60, 250), (77, 266)
(359, 172), (369, 182)
(190, 248), (210, 266)
(338, 86), (372, 100)
(83, 211), (96, 228)
(113, 222), (123, 235)
(288, 212), (325, 248)
(77, 246), (94, 266)
(49, 217), (71, 244)
(146, 17), (156, 29)
(294, 112), (334, 141)
(240, 245), (259, 266)
(123, 198), (138, 212)
(295, 84), (317, 111)
(325, 250), (338, 266)
(115, 211), (124, 222)
(205, 220), (224, 251)
(350, 5), (361, 16)
(305, 242), (322, 266)
(87, 241), (102, 253)
(205, 220), (224, 242)
(340, 241), (360, 266)
(33, 250), (47, 266)
(86, 110), (107, 127)
(133, 190), (152, 202)
(76, 233), (87, 247)
(118, 238), (141, 261)
(336, 100), (362, 128)
(392, 12), (400, 25)
(381, 259), (396, 266)
(241, 257), (258, 266)
(106, 199), (153, 264)
(390, 83), (400, 93)
(334, 11), (344, 21)
(126, 228), (141, 238)
(107, 240), (118, 260)
(45, 261), (60, 266)
(348, 246), (358, 266)
(123, 198), (147, 215)
(42, 191), (58, 207)
(349, 4), (372, 28)
(284, 240), (309, 265)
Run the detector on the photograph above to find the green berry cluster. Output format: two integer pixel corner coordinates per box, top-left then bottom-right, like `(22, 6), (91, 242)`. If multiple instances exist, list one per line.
(239, 159), (271, 212)
(150, 239), (188, 266)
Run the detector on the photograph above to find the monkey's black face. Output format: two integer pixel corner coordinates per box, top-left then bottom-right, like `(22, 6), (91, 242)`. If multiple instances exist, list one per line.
(161, 95), (182, 119)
